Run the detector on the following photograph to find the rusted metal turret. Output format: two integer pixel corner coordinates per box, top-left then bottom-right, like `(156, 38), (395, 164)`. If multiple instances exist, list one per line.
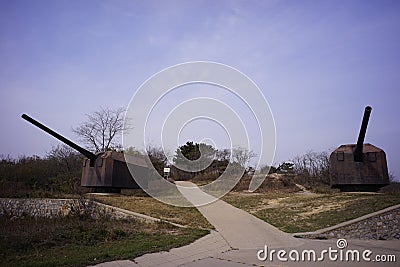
(22, 114), (148, 192)
(329, 106), (389, 192)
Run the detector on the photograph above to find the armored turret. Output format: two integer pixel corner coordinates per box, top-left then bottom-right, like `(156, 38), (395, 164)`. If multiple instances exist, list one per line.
(22, 114), (148, 192)
(329, 106), (389, 191)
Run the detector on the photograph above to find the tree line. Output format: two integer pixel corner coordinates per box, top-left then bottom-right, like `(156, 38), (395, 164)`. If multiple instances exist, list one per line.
(0, 143), (334, 197)
(6, 106), (389, 196)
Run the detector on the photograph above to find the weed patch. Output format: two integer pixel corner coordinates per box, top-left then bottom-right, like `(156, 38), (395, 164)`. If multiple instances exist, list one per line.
(0, 215), (208, 267)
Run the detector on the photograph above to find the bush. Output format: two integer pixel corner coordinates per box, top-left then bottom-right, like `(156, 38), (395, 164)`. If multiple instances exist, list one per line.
(0, 145), (85, 197)
(232, 173), (300, 193)
(379, 183), (400, 195)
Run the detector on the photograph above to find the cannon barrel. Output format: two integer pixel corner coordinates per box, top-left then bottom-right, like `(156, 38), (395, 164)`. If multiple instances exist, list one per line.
(21, 114), (97, 164)
(354, 106), (372, 162)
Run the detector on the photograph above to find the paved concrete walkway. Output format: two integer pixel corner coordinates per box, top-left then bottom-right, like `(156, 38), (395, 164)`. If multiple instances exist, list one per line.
(90, 182), (400, 267)
(134, 230), (229, 267)
(176, 181), (303, 249)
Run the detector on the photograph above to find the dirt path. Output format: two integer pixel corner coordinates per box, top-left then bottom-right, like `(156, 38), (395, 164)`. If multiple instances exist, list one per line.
(295, 183), (315, 195)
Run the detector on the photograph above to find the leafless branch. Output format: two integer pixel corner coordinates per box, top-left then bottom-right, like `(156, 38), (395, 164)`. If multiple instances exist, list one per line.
(72, 107), (128, 152)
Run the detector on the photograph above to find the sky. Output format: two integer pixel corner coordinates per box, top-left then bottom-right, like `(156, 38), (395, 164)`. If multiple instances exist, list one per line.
(0, 0), (399, 180)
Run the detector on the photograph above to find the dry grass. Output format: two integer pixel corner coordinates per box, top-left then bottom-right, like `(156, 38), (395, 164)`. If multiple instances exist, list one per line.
(93, 195), (213, 229)
(223, 192), (400, 233)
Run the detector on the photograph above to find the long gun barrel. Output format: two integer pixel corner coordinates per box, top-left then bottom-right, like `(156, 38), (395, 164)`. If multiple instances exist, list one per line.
(21, 114), (97, 164)
(354, 106), (372, 162)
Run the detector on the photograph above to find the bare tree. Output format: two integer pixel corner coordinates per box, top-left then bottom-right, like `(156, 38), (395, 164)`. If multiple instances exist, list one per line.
(232, 147), (256, 169)
(73, 107), (128, 152)
(291, 150), (331, 186)
(47, 144), (80, 173)
(216, 149), (231, 162)
(47, 144), (82, 192)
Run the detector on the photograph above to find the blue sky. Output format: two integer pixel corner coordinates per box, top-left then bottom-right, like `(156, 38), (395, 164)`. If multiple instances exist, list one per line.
(1, 0), (399, 179)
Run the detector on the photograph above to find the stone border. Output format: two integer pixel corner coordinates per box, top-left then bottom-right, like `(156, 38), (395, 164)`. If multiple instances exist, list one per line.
(293, 204), (400, 240)
(94, 201), (187, 228)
